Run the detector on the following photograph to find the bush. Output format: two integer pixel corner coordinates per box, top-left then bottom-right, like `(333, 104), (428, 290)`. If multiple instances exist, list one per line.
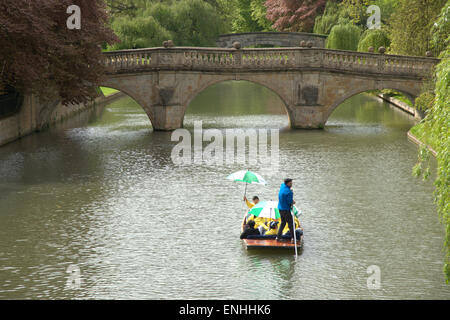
(415, 92), (435, 112)
(326, 23), (362, 51)
(108, 16), (172, 50)
(357, 29), (391, 52)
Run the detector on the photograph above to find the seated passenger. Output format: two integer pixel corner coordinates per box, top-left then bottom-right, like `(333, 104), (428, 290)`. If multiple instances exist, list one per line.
(254, 216), (268, 227)
(283, 228), (303, 241)
(260, 221), (279, 236)
(240, 220), (261, 239)
(246, 213), (266, 227)
(245, 196), (268, 226)
(282, 216), (303, 241)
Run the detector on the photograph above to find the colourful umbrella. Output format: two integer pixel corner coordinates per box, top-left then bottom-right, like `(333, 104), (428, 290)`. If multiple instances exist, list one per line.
(248, 201), (299, 219)
(227, 170), (267, 198)
(226, 170), (267, 185)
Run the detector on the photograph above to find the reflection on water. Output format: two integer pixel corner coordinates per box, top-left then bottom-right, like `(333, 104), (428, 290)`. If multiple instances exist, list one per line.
(0, 81), (448, 299)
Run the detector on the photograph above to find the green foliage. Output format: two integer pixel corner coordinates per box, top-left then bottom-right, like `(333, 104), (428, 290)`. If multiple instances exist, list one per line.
(213, 0), (240, 31)
(413, 46), (450, 282)
(410, 122), (438, 154)
(313, 0), (398, 39)
(250, 0), (273, 31)
(412, 145), (432, 180)
(372, 0), (398, 22)
(314, 0), (372, 35)
(313, 1), (342, 35)
(339, 0), (398, 26)
(379, 89), (412, 106)
(108, 15), (171, 50)
(100, 87), (119, 97)
(415, 92), (435, 112)
(107, 0), (228, 49)
(232, 0), (272, 32)
(389, 0), (447, 56)
(340, 0), (369, 24)
(326, 23), (362, 51)
(106, 0), (154, 17)
(357, 28), (390, 52)
(348, 0), (398, 24)
(160, 0), (227, 46)
(431, 1), (450, 56)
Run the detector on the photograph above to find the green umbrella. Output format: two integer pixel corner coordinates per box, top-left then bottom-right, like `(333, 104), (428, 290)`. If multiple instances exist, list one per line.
(226, 170), (267, 198)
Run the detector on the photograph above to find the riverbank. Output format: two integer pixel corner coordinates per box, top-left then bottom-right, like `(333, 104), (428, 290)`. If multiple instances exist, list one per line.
(0, 90), (125, 147)
(371, 93), (436, 156)
(407, 122), (438, 157)
(376, 93), (422, 118)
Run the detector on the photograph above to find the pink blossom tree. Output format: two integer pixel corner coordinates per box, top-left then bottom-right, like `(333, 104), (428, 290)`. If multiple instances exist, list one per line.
(265, 0), (329, 32)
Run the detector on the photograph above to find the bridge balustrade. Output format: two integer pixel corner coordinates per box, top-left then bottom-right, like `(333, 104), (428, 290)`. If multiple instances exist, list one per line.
(102, 47), (438, 78)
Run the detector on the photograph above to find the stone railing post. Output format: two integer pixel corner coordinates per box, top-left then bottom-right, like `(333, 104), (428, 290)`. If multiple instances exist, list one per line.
(232, 42), (242, 68)
(294, 49), (303, 66)
(155, 49), (180, 67)
(316, 49), (324, 68)
(233, 50), (242, 67)
(377, 47), (386, 72)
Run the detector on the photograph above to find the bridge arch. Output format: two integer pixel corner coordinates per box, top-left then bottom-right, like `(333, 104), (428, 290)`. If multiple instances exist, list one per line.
(99, 79), (157, 128)
(324, 84), (419, 122)
(182, 76), (293, 126)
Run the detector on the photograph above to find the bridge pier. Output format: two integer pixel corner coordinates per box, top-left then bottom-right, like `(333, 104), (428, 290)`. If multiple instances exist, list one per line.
(150, 105), (184, 131)
(290, 105), (325, 129)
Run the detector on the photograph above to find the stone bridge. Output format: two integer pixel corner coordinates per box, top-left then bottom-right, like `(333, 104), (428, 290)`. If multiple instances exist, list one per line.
(101, 47), (439, 130)
(216, 32), (327, 48)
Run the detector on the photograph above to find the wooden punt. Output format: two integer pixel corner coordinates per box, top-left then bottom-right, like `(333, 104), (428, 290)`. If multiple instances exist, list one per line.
(243, 238), (303, 250)
(241, 214), (303, 250)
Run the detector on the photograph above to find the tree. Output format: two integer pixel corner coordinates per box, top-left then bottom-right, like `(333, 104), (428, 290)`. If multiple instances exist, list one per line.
(413, 1), (450, 283)
(232, 0), (272, 32)
(212, 0), (240, 33)
(0, 0), (118, 105)
(250, 0), (274, 31)
(313, 1), (343, 35)
(357, 28), (390, 52)
(265, 0), (328, 32)
(389, 0), (446, 56)
(326, 23), (362, 51)
(430, 1), (450, 56)
(106, 0), (151, 16)
(108, 15), (172, 50)
(107, 0), (227, 48)
(154, 0), (227, 46)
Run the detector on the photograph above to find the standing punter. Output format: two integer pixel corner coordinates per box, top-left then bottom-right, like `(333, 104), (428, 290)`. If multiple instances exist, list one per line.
(277, 178), (296, 242)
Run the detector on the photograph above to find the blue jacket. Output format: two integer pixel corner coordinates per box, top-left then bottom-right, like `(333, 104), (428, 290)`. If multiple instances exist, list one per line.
(278, 183), (293, 211)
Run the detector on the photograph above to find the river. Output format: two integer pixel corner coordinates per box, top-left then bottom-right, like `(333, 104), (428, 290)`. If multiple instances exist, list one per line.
(0, 81), (448, 299)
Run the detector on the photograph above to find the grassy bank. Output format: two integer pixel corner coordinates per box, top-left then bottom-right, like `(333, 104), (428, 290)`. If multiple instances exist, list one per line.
(409, 122), (438, 154)
(100, 87), (119, 97)
(380, 90), (413, 106)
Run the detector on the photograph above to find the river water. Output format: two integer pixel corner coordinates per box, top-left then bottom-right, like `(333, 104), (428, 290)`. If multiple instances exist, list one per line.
(0, 81), (448, 299)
